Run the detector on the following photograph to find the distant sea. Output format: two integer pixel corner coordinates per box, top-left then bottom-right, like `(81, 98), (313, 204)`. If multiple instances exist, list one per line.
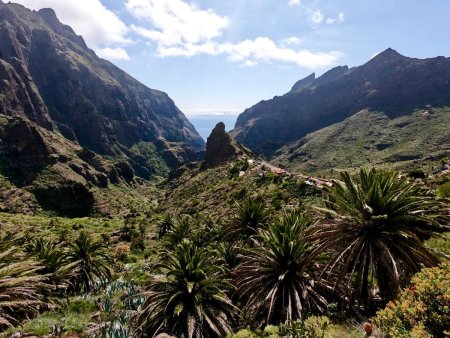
(187, 113), (239, 141)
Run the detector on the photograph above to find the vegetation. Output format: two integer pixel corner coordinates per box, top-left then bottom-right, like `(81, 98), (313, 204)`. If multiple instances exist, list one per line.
(274, 108), (450, 174)
(0, 166), (448, 337)
(311, 169), (449, 309)
(67, 231), (113, 293)
(236, 212), (330, 325)
(0, 246), (48, 330)
(134, 240), (237, 337)
(374, 261), (450, 337)
(225, 198), (271, 243)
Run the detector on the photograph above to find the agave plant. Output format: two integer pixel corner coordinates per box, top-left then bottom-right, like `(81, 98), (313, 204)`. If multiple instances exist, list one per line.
(225, 198), (271, 244)
(133, 240), (237, 338)
(0, 247), (48, 329)
(236, 212), (331, 326)
(311, 168), (450, 307)
(67, 231), (113, 294)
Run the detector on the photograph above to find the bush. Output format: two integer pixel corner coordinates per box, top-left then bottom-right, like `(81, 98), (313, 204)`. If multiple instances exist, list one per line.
(438, 181), (450, 197)
(373, 261), (450, 338)
(408, 169), (426, 179)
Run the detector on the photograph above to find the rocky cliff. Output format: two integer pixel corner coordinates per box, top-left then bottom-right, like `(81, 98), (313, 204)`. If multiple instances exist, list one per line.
(202, 122), (239, 168)
(0, 2), (204, 215)
(231, 49), (450, 158)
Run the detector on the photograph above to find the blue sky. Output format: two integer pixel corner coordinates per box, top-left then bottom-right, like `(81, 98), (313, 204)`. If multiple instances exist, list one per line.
(12, 0), (450, 120)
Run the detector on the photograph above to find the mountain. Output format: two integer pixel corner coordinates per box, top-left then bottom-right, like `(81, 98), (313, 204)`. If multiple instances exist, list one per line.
(273, 107), (450, 173)
(0, 2), (204, 215)
(231, 49), (450, 163)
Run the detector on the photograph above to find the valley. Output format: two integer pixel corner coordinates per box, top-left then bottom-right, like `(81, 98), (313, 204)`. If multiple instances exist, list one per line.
(0, 1), (449, 338)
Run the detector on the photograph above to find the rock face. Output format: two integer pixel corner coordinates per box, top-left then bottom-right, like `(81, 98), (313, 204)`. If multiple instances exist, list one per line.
(0, 2), (204, 215)
(231, 48), (450, 157)
(202, 122), (238, 168)
(0, 2), (203, 171)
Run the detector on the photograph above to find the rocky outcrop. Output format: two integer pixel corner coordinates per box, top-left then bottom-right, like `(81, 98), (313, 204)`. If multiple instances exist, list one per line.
(231, 48), (450, 157)
(203, 122), (238, 168)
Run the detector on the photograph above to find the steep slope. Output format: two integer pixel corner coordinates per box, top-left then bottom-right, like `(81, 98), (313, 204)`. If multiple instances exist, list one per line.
(0, 2), (204, 215)
(273, 107), (450, 173)
(231, 49), (450, 158)
(0, 2), (203, 176)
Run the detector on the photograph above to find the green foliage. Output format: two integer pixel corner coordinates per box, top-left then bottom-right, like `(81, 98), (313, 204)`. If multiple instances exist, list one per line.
(312, 168), (450, 308)
(67, 231), (113, 293)
(156, 213), (175, 238)
(374, 261), (450, 338)
(236, 212), (330, 325)
(0, 240), (49, 330)
(225, 198), (271, 243)
(21, 313), (60, 337)
(67, 297), (97, 314)
(408, 168), (426, 179)
(162, 216), (194, 249)
(25, 237), (79, 293)
(133, 240), (238, 338)
(438, 180), (450, 197)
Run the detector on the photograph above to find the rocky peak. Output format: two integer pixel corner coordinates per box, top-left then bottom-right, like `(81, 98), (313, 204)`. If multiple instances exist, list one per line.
(37, 8), (88, 49)
(291, 73), (315, 93)
(203, 122), (238, 168)
(37, 8), (59, 26)
(367, 48), (406, 65)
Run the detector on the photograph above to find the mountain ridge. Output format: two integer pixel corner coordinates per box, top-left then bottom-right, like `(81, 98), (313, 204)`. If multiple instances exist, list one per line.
(231, 48), (450, 158)
(0, 2), (204, 215)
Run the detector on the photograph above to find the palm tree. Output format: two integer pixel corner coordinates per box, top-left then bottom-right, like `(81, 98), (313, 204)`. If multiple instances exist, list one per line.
(26, 238), (79, 293)
(156, 213), (175, 238)
(0, 246), (48, 329)
(133, 240), (237, 338)
(311, 168), (450, 307)
(235, 212), (330, 326)
(225, 198), (271, 244)
(67, 231), (112, 294)
(163, 216), (193, 249)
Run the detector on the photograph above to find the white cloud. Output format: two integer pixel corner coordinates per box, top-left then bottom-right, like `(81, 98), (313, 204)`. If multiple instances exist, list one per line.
(12, 0), (131, 62)
(326, 12), (345, 24)
(288, 0), (301, 6)
(126, 0), (341, 69)
(13, 0), (130, 46)
(126, 0), (228, 46)
(95, 47), (130, 61)
(241, 60), (258, 67)
(220, 37), (341, 68)
(310, 10), (324, 24)
(144, 37), (341, 69)
(280, 36), (303, 46)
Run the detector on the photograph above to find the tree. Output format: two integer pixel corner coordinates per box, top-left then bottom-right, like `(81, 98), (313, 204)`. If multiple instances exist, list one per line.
(67, 231), (112, 293)
(311, 169), (450, 308)
(225, 198), (271, 244)
(0, 246), (48, 330)
(25, 237), (79, 293)
(236, 212), (330, 326)
(157, 213), (175, 239)
(133, 240), (237, 337)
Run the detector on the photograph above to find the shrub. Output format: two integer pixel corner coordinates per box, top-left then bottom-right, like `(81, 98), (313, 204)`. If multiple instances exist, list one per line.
(373, 261), (450, 338)
(115, 243), (131, 261)
(438, 181), (450, 197)
(408, 169), (426, 179)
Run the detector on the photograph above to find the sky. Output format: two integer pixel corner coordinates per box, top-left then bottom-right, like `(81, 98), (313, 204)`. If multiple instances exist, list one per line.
(11, 0), (450, 124)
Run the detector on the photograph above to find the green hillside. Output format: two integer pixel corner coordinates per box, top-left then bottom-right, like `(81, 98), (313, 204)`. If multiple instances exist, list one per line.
(274, 107), (450, 174)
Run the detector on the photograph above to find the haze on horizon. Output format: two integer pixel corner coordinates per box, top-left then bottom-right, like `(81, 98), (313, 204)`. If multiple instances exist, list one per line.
(12, 0), (450, 117)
